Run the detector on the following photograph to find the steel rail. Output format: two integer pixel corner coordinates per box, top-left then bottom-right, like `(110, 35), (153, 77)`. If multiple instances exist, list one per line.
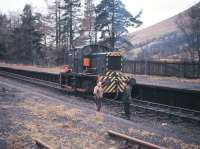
(103, 97), (200, 122)
(34, 139), (53, 149)
(132, 98), (200, 115)
(108, 130), (167, 149)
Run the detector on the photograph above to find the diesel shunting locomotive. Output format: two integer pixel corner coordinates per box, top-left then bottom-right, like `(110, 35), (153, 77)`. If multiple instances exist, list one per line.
(60, 44), (134, 99)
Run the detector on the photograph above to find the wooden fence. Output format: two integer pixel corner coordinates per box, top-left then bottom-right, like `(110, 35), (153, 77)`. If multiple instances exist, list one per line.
(123, 60), (199, 78)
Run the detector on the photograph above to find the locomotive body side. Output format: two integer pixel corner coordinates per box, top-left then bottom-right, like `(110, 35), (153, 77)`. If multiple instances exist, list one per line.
(60, 45), (108, 94)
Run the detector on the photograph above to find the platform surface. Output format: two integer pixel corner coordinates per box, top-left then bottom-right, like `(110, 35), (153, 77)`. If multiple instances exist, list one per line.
(128, 74), (200, 92)
(1, 63), (200, 92)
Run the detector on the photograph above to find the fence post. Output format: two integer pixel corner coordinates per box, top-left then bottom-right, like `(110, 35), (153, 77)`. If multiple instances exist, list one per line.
(145, 61), (147, 75)
(147, 61), (150, 75)
(131, 61), (134, 74)
(164, 61), (167, 76)
(183, 62), (186, 78)
(134, 61), (136, 74)
(192, 61), (195, 78)
(179, 63), (182, 78)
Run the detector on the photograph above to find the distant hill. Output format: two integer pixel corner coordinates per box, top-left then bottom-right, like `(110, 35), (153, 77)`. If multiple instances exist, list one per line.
(128, 15), (180, 44)
(124, 8), (195, 61)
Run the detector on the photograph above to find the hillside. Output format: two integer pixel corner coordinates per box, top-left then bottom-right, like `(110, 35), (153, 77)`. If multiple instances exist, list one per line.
(125, 9), (193, 61)
(128, 15), (180, 44)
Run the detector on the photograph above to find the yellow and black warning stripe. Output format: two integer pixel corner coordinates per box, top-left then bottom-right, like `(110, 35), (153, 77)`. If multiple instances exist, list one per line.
(105, 71), (115, 76)
(107, 52), (122, 57)
(104, 80), (116, 93)
(99, 71), (130, 93)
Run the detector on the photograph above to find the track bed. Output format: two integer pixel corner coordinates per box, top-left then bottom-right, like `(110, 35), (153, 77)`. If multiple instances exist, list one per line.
(0, 76), (200, 148)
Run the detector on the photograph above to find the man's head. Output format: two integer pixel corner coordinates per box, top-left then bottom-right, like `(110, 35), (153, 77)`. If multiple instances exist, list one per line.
(97, 81), (102, 87)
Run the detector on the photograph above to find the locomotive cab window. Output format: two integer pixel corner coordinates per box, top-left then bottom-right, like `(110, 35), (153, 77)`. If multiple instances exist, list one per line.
(107, 56), (121, 71)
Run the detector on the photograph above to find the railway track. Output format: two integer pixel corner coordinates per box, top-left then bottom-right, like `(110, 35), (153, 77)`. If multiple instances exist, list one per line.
(0, 69), (200, 123)
(108, 130), (167, 149)
(34, 130), (167, 149)
(131, 98), (200, 122)
(103, 96), (200, 122)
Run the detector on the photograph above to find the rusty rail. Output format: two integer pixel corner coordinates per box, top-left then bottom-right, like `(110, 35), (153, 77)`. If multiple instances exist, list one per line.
(108, 130), (167, 149)
(34, 138), (53, 149)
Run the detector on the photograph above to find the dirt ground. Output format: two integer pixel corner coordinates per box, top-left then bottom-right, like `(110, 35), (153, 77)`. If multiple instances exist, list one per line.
(0, 77), (200, 149)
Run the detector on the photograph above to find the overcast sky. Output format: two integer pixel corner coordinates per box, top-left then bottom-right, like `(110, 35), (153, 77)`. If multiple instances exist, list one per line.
(0, 0), (199, 32)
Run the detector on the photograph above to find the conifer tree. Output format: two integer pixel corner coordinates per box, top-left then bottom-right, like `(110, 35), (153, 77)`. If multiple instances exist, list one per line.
(61, 0), (81, 49)
(80, 0), (96, 45)
(44, 0), (64, 48)
(15, 4), (43, 64)
(0, 14), (10, 59)
(95, 0), (142, 50)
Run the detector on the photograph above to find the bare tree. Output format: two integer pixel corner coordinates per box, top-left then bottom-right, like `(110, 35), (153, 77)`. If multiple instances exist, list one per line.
(80, 0), (96, 45)
(61, 0), (81, 49)
(176, 3), (200, 76)
(45, 0), (63, 48)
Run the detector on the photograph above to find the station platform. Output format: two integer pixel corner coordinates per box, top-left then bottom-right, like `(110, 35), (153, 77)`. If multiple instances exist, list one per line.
(1, 63), (200, 92)
(128, 74), (200, 92)
(0, 63), (61, 74)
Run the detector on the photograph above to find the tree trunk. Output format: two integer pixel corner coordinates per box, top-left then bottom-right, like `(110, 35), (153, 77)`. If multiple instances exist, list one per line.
(94, 27), (97, 44)
(58, 1), (61, 48)
(55, 0), (58, 49)
(111, 32), (115, 51)
(69, 2), (73, 49)
(111, 0), (115, 51)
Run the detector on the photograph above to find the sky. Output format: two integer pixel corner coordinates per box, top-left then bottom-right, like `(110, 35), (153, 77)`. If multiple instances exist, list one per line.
(0, 0), (199, 32)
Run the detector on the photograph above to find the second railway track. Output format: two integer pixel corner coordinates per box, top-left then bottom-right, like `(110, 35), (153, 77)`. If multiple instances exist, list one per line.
(0, 69), (200, 123)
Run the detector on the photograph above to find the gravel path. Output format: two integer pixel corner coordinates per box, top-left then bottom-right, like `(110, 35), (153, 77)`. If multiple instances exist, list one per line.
(0, 76), (200, 149)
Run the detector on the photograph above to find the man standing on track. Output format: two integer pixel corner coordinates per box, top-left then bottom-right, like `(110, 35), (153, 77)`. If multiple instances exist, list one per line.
(93, 81), (103, 112)
(123, 80), (132, 119)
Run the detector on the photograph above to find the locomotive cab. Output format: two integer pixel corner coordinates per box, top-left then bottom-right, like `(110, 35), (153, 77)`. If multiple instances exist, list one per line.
(82, 51), (122, 75)
(107, 52), (122, 71)
(83, 52), (108, 74)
